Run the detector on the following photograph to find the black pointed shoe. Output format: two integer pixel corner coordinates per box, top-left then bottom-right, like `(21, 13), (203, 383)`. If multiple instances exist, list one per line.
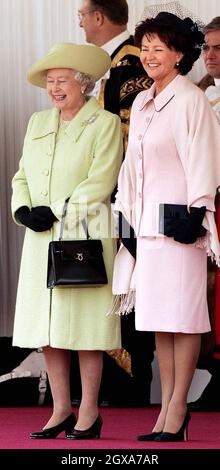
(137, 432), (162, 441)
(30, 412), (76, 439)
(155, 411), (191, 442)
(66, 414), (103, 440)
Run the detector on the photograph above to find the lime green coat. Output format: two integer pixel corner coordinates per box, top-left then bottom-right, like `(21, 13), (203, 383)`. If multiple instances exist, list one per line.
(12, 97), (123, 350)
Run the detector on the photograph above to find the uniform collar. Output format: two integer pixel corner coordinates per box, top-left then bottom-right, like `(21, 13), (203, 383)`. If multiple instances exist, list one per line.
(32, 97), (101, 141)
(102, 30), (130, 57)
(139, 74), (182, 112)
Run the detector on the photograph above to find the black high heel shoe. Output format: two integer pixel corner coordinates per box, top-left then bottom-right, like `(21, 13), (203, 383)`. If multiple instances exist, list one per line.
(137, 432), (162, 441)
(155, 411), (191, 442)
(29, 412), (76, 439)
(66, 414), (103, 440)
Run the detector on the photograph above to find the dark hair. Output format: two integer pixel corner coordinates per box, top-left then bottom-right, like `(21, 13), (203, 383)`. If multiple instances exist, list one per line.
(90, 0), (128, 25)
(204, 17), (220, 34)
(135, 12), (204, 75)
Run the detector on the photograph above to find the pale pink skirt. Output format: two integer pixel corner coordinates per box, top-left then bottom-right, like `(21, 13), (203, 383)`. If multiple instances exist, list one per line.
(135, 237), (210, 333)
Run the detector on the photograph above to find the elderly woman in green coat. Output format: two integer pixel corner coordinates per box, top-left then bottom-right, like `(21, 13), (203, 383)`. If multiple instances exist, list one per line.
(11, 43), (123, 439)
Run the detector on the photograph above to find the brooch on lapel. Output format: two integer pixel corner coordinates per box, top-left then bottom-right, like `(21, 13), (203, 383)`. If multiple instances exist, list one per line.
(80, 113), (98, 127)
(75, 113), (99, 142)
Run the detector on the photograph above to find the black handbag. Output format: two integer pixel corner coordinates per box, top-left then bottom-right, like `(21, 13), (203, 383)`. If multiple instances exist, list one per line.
(47, 199), (108, 288)
(159, 203), (207, 237)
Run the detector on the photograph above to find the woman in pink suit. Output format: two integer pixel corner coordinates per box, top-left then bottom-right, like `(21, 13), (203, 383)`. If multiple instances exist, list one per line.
(113, 12), (220, 441)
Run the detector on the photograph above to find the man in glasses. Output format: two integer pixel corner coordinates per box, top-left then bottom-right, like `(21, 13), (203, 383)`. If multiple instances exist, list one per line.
(78, 0), (155, 408)
(78, 0), (152, 150)
(189, 17), (220, 412)
(198, 17), (220, 94)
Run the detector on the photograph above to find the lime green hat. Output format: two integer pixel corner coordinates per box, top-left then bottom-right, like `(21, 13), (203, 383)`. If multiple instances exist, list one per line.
(27, 43), (111, 88)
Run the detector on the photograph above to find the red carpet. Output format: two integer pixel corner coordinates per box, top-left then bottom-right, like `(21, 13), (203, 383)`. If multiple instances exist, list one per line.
(0, 405), (219, 450)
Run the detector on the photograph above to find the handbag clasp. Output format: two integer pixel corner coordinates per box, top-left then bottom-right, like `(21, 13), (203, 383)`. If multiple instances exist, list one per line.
(75, 253), (84, 261)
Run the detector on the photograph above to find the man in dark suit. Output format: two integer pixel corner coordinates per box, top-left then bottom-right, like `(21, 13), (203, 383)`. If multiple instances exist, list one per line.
(78, 0), (155, 406)
(190, 17), (220, 411)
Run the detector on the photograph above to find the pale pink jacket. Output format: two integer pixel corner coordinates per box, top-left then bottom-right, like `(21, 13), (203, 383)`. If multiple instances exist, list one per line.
(113, 75), (220, 295)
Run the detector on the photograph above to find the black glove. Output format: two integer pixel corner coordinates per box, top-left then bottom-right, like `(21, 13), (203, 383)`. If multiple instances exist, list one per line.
(168, 206), (206, 244)
(16, 206), (56, 232)
(119, 212), (136, 259)
(32, 206), (57, 224)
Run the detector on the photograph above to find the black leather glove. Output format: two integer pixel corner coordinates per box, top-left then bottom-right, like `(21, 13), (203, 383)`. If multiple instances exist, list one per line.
(171, 206), (207, 244)
(16, 206), (56, 232)
(32, 206), (57, 224)
(119, 212), (136, 259)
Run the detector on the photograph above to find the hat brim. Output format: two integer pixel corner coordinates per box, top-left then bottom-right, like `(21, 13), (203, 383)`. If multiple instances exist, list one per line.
(27, 43), (111, 88)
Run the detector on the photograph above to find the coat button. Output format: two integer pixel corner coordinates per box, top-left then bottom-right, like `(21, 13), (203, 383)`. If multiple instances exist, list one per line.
(43, 169), (49, 176)
(41, 190), (48, 196)
(138, 192), (142, 198)
(138, 135), (142, 140)
(46, 150), (52, 156)
(138, 154), (142, 160)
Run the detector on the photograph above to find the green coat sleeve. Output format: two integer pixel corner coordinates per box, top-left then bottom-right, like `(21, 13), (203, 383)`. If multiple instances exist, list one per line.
(11, 113), (36, 224)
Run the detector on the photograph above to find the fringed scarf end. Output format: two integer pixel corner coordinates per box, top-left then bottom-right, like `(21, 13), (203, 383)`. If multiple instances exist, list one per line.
(195, 234), (220, 267)
(107, 290), (136, 316)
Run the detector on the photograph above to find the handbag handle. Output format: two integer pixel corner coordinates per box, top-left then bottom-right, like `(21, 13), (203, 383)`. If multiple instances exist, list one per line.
(59, 198), (89, 241)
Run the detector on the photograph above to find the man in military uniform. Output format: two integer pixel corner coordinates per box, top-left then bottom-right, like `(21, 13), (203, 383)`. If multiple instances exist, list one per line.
(190, 17), (220, 411)
(78, 0), (155, 406)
